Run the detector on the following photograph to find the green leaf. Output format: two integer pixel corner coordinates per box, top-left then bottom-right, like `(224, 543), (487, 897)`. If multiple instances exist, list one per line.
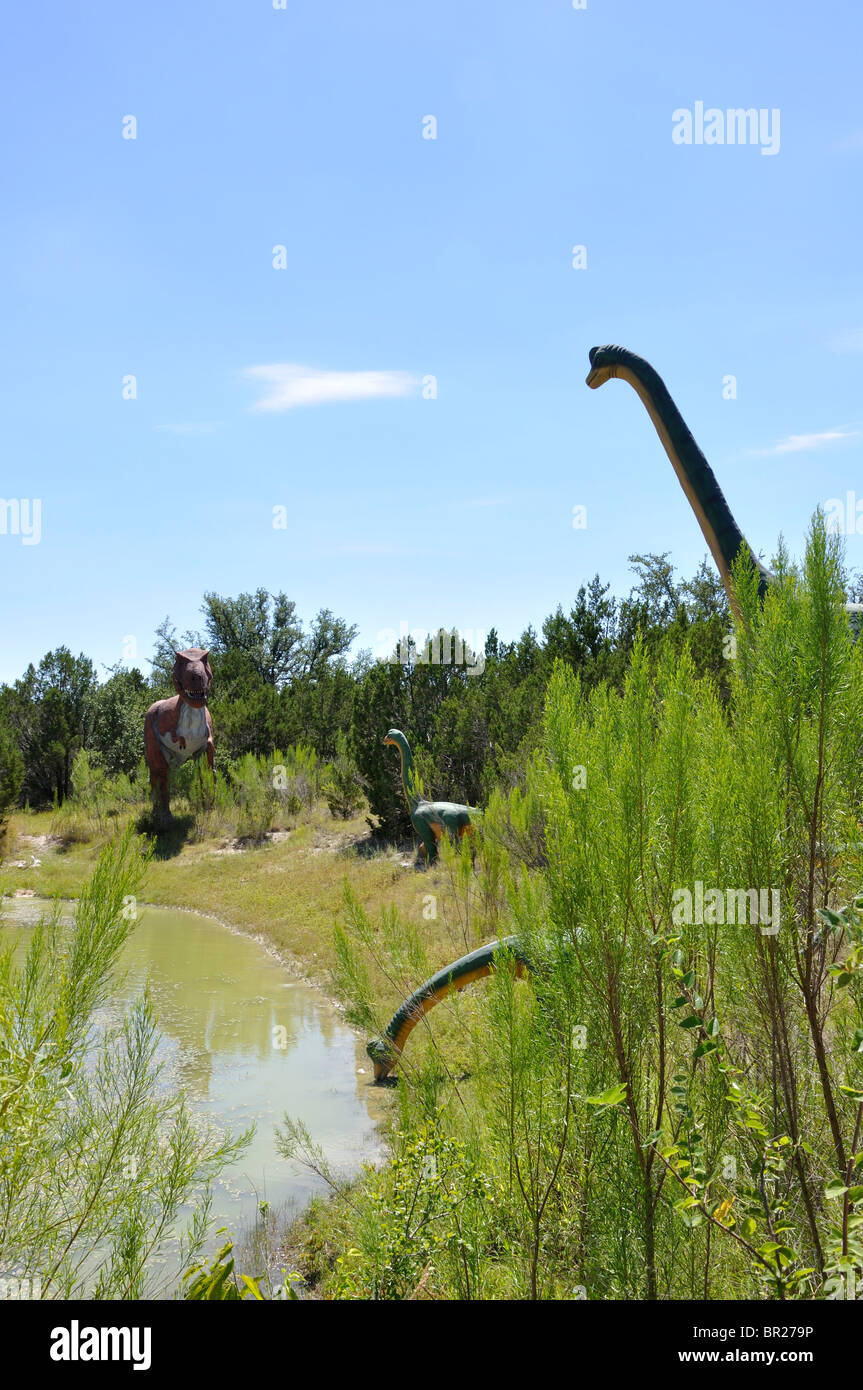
(585, 1081), (628, 1107)
(825, 1180), (848, 1199)
(678, 1208), (703, 1228)
(679, 1015), (702, 1029)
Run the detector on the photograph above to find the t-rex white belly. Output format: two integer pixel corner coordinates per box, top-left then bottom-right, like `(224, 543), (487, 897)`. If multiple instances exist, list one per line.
(157, 702), (209, 767)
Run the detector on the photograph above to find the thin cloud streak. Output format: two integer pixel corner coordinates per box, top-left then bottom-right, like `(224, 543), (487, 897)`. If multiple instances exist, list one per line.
(244, 364), (418, 412)
(749, 428), (860, 457)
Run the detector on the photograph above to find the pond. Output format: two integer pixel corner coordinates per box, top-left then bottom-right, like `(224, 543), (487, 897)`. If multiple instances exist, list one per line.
(2, 898), (383, 1294)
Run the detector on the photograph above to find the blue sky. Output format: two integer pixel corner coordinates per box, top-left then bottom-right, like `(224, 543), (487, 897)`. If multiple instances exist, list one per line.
(2, 0), (861, 683)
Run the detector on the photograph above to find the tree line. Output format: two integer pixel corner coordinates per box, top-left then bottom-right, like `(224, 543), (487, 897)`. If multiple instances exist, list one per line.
(0, 556), (731, 837)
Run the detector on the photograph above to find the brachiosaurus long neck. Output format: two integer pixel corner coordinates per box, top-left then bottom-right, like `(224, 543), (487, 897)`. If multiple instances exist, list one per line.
(390, 732), (420, 812)
(586, 345), (771, 610)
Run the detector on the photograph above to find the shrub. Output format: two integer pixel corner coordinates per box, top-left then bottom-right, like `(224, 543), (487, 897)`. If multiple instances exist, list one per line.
(323, 733), (365, 819)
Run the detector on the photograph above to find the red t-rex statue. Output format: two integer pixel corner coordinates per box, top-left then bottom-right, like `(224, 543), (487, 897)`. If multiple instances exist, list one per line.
(144, 649), (215, 814)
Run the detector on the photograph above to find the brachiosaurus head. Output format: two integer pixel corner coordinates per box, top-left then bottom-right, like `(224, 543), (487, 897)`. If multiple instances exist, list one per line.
(585, 343), (637, 389)
(172, 649), (212, 708)
(384, 729), (415, 794)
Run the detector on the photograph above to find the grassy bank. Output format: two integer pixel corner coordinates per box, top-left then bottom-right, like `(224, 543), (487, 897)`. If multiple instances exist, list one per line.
(1, 794), (505, 1045)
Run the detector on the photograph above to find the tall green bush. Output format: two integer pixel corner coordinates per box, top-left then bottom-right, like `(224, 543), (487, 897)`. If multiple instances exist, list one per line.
(327, 518), (863, 1300)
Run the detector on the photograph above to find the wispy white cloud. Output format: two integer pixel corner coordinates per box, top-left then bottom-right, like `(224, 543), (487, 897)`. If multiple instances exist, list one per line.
(156, 422), (222, 435)
(749, 428), (860, 457)
(244, 364), (418, 412)
(831, 328), (863, 354)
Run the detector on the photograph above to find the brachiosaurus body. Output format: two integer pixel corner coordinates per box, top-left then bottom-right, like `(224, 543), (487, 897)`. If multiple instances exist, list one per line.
(384, 728), (477, 864)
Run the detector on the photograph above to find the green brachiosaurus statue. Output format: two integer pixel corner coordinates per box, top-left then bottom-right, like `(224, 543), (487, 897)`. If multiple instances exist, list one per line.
(368, 344), (858, 1081)
(585, 345), (863, 621)
(585, 344), (773, 614)
(384, 729), (477, 864)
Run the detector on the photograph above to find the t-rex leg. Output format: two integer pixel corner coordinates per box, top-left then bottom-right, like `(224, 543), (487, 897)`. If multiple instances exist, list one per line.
(205, 709), (216, 792)
(144, 713), (170, 813)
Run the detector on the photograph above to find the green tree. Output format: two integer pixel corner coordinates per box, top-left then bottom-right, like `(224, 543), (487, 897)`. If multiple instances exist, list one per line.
(200, 590), (357, 689)
(89, 664), (152, 775)
(2, 648), (97, 805)
(351, 629), (487, 838)
(0, 714), (24, 825)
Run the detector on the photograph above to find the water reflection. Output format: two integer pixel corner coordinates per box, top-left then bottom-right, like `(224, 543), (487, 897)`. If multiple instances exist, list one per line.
(2, 899), (382, 1281)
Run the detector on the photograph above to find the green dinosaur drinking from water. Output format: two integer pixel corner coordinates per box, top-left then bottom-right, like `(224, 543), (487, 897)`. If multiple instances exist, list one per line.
(384, 728), (478, 865)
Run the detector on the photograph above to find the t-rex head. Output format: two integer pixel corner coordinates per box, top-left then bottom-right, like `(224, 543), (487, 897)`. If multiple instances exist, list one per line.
(172, 649), (212, 707)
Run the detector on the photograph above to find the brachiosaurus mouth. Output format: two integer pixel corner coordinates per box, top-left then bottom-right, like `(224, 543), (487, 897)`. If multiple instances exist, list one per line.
(586, 344), (623, 389)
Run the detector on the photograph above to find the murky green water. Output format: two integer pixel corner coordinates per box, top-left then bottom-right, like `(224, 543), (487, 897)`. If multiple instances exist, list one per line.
(2, 898), (382, 1290)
